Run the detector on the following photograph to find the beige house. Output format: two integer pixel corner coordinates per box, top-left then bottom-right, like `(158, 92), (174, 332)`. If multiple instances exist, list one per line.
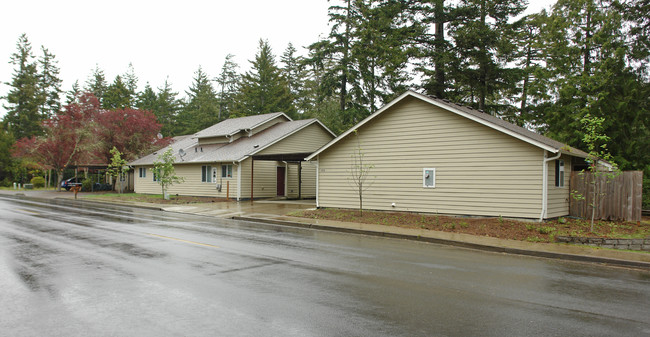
(131, 113), (335, 200)
(307, 91), (598, 220)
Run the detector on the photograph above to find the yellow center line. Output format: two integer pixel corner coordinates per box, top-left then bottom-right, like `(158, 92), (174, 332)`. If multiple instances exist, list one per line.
(147, 233), (220, 249)
(16, 208), (41, 215)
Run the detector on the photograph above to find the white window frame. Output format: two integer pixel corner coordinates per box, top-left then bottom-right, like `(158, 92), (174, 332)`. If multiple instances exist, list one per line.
(139, 167), (146, 178)
(555, 159), (565, 187)
(221, 164), (233, 178)
(152, 168), (160, 182)
(423, 168), (436, 188)
(201, 165), (212, 183)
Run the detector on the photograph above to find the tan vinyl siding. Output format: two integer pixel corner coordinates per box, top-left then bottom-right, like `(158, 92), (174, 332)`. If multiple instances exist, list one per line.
(287, 162), (317, 198)
(134, 164), (238, 199)
(239, 158), (282, 199)
(547, 154), (571, 218)
(317, 97), (545, 219)
(257, 123), (334, 155)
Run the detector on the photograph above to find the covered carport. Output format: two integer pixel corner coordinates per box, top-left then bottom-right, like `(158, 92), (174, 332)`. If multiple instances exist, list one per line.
(249, 152), (312, 201)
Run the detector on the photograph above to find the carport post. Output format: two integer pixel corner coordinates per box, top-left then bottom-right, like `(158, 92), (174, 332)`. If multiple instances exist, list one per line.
(250, 158), (254, 202)
(298, 161), (302, 200)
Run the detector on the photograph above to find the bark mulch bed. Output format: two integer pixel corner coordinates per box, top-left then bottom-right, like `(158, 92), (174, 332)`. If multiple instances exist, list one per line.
(291, 208), (650, 244)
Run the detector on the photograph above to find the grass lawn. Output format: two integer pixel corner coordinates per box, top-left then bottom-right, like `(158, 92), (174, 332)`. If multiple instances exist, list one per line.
(82, 192), (228, 204)
(290, 208), (650, 244)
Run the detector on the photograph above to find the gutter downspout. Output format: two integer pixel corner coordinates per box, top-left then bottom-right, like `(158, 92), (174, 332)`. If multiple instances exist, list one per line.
(315, 156), (319, 208)
(540, 150), (562, 222)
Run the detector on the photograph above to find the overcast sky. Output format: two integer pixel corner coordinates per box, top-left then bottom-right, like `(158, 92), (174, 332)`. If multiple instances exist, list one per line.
(0, 0), (555, 118)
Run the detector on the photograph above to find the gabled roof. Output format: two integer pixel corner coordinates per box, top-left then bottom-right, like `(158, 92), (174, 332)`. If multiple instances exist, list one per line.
(130, 116), (334, 166)
(194, 112), (290, 138)
(307, 90), (589, 160)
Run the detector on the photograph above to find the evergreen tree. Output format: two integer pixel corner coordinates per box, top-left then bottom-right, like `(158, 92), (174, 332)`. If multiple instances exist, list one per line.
(123, 63), (139, 103)
(448, 0), (526, 115)
(155, 78), (182, 137)
(0, 127), (16, 185)
(179, 66), (219, 134)
(234, 39), (294, 118)
(282, 43), (315, 116)
(84, 65), (108, 104)
(137, 82), (158, 112)
(215, 54), (240, 121)
(306, 0), (361, 124)
(103, 75), (132, 109)
(2, 34), (44, 139)
(65, 80), (81, 105)
(37, 46), (62, 119)
(541, 0), (649, 190)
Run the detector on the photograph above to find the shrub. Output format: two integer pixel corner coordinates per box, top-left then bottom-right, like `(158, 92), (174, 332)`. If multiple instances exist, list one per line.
(0, 178), (11, 187)
(82, 178), (93, 192)
(30, 176), (45, 188)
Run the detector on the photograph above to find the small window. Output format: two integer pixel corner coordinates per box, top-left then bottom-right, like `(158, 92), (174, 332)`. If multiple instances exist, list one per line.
(423, 168), (436, 188)
(221, 164), (232, 178)
(555, 160), (565, 187)
(152, 168), (160, 182)
(201, 165), (212, 183)
(139, 167), (146, 178)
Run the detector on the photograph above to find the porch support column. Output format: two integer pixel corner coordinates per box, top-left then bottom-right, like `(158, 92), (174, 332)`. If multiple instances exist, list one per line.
(250, 158), (254, 202)
(298, 161), (302, 200)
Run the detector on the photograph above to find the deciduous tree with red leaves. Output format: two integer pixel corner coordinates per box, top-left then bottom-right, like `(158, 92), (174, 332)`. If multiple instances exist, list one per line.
(12, 93), (101, 191)
(95, 107), (168, 162)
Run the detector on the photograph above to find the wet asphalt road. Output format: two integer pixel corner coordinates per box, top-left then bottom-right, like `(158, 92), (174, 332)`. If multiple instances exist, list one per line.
(0, 196), (649, 337)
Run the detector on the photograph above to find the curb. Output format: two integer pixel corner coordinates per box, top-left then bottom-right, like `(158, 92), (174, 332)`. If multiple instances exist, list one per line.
(233, 216), (650, 270)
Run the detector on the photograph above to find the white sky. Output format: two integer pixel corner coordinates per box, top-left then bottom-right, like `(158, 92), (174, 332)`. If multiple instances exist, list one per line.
(0, 0), (555, 118)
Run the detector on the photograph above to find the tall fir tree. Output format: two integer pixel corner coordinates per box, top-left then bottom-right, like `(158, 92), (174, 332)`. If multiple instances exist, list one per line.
(84, 65), (108, 105)
(137, 82), (158, 112)
(281, 43), (315, 116)
(307, 0), (359, 123)
(103, 75), (132, 109)
(65, 80), (81, 105)
(37, 46), (62, 119)
(215, 54), (240, 121)
(2, 34), (44, 139)
(123, 63), (139, 104)
(448, 0), (527, 115)
(155, 78), (182, 137)
(234, 39), (294, 118)
(179, 66), (219, 134)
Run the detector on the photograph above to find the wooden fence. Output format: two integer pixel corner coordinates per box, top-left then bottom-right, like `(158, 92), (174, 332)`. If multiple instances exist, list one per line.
(569, 171), (643, 222)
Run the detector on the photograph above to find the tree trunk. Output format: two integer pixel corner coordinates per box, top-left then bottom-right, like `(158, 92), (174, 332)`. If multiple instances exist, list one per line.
(433, 0), (446, 98)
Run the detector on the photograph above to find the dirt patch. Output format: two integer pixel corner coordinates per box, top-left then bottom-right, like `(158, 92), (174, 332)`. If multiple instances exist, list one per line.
(292, 209), (650, 243)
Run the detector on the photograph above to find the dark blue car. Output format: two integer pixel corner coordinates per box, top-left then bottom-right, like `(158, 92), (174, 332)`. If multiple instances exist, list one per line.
(61, 177), (82, 191)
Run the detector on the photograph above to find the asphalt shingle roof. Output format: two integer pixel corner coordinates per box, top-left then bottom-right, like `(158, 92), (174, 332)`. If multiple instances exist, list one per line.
(130, 115), (318, 166)
(193, 112), (288, 138)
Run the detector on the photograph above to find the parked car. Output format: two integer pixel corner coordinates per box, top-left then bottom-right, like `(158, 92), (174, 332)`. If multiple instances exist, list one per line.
(61, 177), (82, 191)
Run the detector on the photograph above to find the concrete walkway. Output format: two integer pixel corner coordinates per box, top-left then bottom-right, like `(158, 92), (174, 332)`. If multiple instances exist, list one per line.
(2, 188), (649, 269)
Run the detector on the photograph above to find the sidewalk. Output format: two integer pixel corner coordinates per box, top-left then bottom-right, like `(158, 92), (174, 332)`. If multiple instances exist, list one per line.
(2, 189), (649, 269)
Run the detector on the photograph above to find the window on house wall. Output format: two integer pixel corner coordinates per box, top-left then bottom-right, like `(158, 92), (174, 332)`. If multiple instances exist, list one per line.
(555, 159), (565, 187)
(152, 168), (160, 182)
(221, 164), (232, 178)
(201, 165), (212, 183)
(423, 168), (436, 188)
(139, 167), (146, 178)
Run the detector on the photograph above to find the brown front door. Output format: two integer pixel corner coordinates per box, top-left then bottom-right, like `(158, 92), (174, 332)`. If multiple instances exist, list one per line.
(276, 166), (285, 196)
